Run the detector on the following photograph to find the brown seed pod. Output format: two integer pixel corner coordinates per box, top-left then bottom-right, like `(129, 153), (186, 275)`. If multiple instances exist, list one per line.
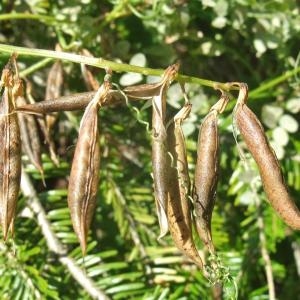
(193, 93), (229, 253)
(67, 80), (110, 254)
(124, 82), (163, 100)
(0, 67), (22, 239)
(45, 60), (64, 130)
(17, 96), (44, 179)
(124, 64), (179, 100)
(45, 60), (63, 101)
(151, 63), (180, 239)
(25, 81), (60, 166)
(80, 49), (101, 91)
(234, 83), (300, 230)
(167, 103), (203, 268)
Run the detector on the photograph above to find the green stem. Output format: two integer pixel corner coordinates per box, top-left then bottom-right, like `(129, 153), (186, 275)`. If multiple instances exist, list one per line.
(20, 58), (53, 77)
(249, 66), (300, 98)
(0, 43), (233, 91)
(0, 13), (58, 24)
(2, 43), (299, 95)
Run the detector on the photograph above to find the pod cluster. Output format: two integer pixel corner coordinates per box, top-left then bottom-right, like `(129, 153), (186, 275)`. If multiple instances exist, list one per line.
(0, 55), (64, 241)
(1, 57), (300, 271)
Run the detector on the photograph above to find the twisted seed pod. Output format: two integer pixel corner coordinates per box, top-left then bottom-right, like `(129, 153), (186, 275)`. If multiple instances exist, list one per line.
(193, 93), (229, 253)
(67, 81), (110, 254)
(0, 68), (22, 239)
(152, 63), (180, 239)
(167, 103), (203, 268)
(234, 83), (300, 230)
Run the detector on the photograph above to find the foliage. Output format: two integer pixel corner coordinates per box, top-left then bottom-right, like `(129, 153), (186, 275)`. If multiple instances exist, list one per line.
(0, 0), (300, 299)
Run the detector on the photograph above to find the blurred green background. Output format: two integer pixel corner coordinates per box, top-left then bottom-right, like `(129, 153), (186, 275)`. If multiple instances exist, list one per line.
(0, 0), (299, 299)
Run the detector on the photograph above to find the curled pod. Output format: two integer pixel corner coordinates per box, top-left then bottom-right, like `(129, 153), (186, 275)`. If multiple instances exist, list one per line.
(67, 81), (110, 254)
(167, 103), (203, 268)
(234, 83), (300, 230)
(152, 63), (180, 239)
(0, 69), (22, 239)
(193, 94), (229, 253)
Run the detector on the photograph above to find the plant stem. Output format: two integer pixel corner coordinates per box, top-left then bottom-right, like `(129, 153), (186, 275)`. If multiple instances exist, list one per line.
(255, 198), (276, 300)
(2, 44), (299, 96)
(249, 66), (300, 98)
(20, 169), (110, 300)
(20, 58), (53, 77)
(0, 13), (57, 24)
(0, 43), (232, 90)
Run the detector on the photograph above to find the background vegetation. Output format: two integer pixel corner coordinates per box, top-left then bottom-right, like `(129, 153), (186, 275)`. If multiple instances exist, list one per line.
(0, 0), (300, 299)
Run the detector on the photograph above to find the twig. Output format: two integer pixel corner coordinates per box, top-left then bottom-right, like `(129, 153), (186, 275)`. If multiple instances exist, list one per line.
(20, 169), (110, 300)
(247, 183), (276, 298)
(254, 195), (276, 300)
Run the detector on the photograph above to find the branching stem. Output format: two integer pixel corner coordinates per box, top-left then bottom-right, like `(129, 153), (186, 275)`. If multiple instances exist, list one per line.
(20, 169), (110, 300)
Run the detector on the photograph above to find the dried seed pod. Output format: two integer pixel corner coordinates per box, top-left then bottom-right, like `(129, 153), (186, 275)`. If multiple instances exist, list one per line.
(67, 81), (110, 254)
(167, 103), (203, 268)
(25, 82), (60, 166)
(124, 83), (163, 100)
(45, 60), (63, 101)
(16, 90), (125, 114)
(193, 93), (229, 253)
(81, 49), (100, 91)
(152, 63), (180, 239)
(45, 60), (64, 130)
(234, 83), (300, 230)
(124, 64), (179, 100)
(16, 96), (44, 179)
(0, 66), (22, 239)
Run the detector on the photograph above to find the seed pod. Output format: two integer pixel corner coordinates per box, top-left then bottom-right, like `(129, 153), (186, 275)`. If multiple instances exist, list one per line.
(167, 103), (203, 268)
(17, 96), (44, 179)
(43, 60), (64, 165)
(193, 93), (229, 253)
(124, 64), (179, 100)
(45, 60), (64, 130)
(0, 68), (22, 240)
(67, 81), (110, 254)
(25, 82), (60, 166)
(124, 83), (163, 100)
(81, 49), (100, 91)
(16, 90), (125, 114)
(152, 63), (180, 239)
(234, 83), (300, 230)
